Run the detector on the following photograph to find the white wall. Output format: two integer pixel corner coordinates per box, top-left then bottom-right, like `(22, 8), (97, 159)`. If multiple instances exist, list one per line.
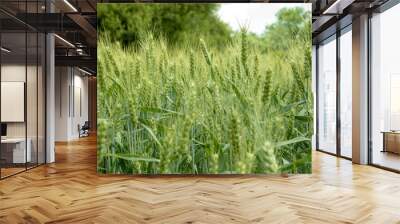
(1, 65), (26, 139)
(55, 66), (70, 141)
(55, 67), (89, 141)
(1, 63), (46, 164)
(1, 65), (38, 137)
(1, 65), (25, 81)
(71, 73), (89, 138)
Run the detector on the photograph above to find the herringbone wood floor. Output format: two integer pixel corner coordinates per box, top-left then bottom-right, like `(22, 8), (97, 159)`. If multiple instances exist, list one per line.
(1, 135), (400, 224)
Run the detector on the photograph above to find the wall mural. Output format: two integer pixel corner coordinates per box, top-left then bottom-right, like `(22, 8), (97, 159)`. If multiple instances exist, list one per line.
(97, 3), (313, 174)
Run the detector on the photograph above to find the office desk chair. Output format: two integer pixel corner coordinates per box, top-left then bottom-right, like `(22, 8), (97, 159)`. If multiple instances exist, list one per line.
(79, 121), (90, 138)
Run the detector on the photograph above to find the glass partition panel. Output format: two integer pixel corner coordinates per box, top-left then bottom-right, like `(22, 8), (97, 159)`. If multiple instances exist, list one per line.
(340, 27), (352, 158)
(317, 36), (337, 154)
(371, 4), (400, 171)
(0, 1), (46, 179)
(38, 32), (45, 165)
(27, 31), (38, 169)
(1, 31), (27, 177)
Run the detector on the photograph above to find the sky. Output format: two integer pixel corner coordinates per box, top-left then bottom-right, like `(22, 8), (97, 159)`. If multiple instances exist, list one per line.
(217, 3), (311, 36)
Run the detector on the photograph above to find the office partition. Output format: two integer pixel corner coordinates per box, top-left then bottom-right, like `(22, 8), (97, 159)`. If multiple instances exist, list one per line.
(0, 30), (28, 177)
(315, 21), (354, 160)
(0, 1), (47, 179)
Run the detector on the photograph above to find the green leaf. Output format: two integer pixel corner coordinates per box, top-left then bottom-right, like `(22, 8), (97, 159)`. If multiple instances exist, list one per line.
(282, 100), (306, 112)
(103, 153), (160, 163)
(140, 123), (163, 148)
(294, 115), (312, 122)
(139, 107), (181, 115)
(228, 80), (247, 107)
(275, 136), (310, 148)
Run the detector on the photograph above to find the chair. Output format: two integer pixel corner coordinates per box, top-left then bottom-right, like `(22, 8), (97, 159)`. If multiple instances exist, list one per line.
(79, 121), (90, 138)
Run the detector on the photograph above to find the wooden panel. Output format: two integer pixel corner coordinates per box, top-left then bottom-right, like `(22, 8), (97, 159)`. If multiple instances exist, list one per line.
(385, 132), (400, 154)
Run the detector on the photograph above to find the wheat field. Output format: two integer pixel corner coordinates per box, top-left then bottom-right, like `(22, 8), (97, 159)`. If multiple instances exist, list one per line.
(97, 29), (312, 174)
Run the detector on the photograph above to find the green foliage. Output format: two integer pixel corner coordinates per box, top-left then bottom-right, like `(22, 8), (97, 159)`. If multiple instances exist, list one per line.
(97, 5), (312, 174)
(262, 7), (311, 53)
(262, 70), (272, 105)
(98, 3), (232, 47)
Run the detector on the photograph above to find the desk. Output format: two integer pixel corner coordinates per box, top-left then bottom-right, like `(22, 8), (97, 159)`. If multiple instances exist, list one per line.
(382, 131), (400, 154)
(1, 138), (31, 163)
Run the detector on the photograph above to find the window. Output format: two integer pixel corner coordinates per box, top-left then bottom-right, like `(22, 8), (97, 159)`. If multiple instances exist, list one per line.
(317, 35), (337, 154)
(339, 27), (352, 158)
(0, 2), (47, 179)
(370, 3), (400, 171)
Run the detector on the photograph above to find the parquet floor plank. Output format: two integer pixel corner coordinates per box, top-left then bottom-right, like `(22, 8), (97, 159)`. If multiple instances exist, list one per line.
(0, 135), (399, 223)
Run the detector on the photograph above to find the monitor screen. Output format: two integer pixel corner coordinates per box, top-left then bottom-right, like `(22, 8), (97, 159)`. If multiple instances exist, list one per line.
(1, 123), (7, 137)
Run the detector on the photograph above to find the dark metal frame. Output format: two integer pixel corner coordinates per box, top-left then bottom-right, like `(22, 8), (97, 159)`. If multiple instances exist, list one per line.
(367, 10), (373, 166)
(0, 0), (48, 180)
(315, 44), (319, 151)
(336, 26), (341, 158)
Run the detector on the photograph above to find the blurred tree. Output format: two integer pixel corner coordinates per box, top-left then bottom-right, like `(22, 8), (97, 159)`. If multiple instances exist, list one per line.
(98, 4), (232, 47)
(262, 7), (311, 52)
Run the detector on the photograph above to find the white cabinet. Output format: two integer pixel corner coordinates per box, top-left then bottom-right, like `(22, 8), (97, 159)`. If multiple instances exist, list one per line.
(1, 138), (32, 163)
